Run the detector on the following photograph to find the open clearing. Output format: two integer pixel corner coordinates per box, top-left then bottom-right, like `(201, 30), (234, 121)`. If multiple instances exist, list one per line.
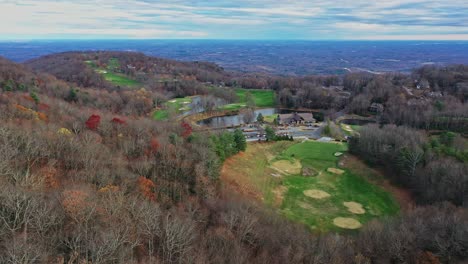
(86, 59), (141, 87)
(220, 88), (275, 110)
(153, 97), (193, 120)
(221, 141), (399, 232)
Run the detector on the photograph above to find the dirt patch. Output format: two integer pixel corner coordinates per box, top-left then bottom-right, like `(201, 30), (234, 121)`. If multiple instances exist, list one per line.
(302, 166), (318, 177)
(273, 186), (287, 206)
(297, 201), (314, 210)
(343, 201), (366, 214)
(271, 159), (302, 175)
(333, 217), (362, 229)
(303, 189), (331, 199)
(327, 168), (345, 175)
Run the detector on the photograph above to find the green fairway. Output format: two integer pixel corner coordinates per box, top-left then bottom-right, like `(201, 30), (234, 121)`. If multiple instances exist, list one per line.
(153, 97), (192, 120)
(86, 58), (141, 87)
(221, 141), (399, 232)
(102, 72), (141, 87)
(220, 88), (275, 110)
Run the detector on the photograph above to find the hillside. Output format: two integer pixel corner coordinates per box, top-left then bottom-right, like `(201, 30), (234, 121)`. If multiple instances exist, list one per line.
(0, 54), (467, 263)
(25, 51), (228, 90)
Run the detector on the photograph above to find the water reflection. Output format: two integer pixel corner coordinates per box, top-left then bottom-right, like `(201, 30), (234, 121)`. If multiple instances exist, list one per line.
(198, 108), (316, 128)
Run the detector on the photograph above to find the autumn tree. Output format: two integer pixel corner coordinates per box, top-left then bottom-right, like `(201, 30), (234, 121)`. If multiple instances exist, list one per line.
(85, 114), (101, 130)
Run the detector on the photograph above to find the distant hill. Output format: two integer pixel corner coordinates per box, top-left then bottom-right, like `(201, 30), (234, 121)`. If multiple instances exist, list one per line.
(0, 55), (70, 96)
(25, 51), (229, 90)
(3, 40), (468, 75)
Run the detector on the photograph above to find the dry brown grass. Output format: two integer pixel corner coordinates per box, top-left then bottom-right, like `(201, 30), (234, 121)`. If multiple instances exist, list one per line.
(270, 159), (302, 175)
(272, 186), (287, 206)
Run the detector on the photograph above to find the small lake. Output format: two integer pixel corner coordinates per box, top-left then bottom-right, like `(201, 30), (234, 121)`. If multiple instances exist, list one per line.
(198, 108), (317, 128)
(340, 119), (376, 126)
(182, 96), (227, 116)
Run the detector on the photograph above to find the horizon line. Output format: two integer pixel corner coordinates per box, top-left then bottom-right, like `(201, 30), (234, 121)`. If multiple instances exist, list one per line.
(2, 38), (468, 42)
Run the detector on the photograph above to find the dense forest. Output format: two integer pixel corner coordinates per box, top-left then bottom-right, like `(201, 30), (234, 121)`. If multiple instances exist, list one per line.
(0, 52), (467, 263)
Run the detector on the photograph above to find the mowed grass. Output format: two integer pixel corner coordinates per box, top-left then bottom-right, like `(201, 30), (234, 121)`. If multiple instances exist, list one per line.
(86, 59), (141, 87)
(102, 72), (141, 87)
(153, 97), (193, 120)
(221, 141), (399, 233)
(263, 114), (278, 123)
(221, 88), (275, 110)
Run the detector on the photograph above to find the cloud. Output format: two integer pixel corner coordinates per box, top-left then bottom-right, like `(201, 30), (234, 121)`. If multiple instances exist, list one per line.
(0, 0), (467, 39)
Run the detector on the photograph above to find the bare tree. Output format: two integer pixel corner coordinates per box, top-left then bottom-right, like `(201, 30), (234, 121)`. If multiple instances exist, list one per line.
(162, 214), (196, 263)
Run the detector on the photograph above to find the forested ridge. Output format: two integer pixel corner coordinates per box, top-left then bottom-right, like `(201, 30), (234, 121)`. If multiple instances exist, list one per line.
(0, 52), (467, 263)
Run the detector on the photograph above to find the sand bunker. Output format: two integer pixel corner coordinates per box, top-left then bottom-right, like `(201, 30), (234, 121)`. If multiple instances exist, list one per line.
(343, 125), (353, 132)
(343, 201), (366, 214)
(271, 159), (302, 175)
(327, 168), (345, 175)
(303, 189), (331, 199)
(334, 152), (344, 157)
(333, 217), (362, 229)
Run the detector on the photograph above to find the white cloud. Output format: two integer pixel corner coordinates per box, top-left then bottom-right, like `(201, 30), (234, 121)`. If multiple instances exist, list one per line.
(0, 0), (467, 39)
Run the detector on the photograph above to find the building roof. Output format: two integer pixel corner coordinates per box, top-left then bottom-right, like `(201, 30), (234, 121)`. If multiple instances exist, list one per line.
(278, 113), (315, 123)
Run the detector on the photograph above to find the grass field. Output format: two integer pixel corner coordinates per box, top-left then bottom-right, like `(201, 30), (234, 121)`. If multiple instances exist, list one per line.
(101, 71), (141, 87)
(220, 88), (275, 110)
(221, 141), (399, 232)
(153, 97), (192, 120)
(263, 114), (278, 123)
(86, 59), (141, 87)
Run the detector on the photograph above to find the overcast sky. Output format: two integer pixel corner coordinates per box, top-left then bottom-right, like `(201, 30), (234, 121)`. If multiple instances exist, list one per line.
(1, 0), (467, 40)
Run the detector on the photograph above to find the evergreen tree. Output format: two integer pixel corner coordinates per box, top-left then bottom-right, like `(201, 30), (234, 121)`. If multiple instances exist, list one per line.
(66, 88), (78, 102)
(257, 113), (264, 123)
(30, 92), (40, 104)
(233, 129), (247, 152)
(265, 126), (276, 141)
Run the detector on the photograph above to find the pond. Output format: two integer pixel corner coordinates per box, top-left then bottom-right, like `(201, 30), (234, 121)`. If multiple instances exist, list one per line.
(198, 108), (318, 128)
(340, 119), (376, 126)
(182, 96), (227, 116)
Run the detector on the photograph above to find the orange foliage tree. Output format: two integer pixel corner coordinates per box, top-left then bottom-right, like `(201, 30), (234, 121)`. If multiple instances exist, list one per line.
(145, 137), (160, 156)
(138, 176), (156, 201)
(61, 190), (91, 222)
(39, 165), (59, 188)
